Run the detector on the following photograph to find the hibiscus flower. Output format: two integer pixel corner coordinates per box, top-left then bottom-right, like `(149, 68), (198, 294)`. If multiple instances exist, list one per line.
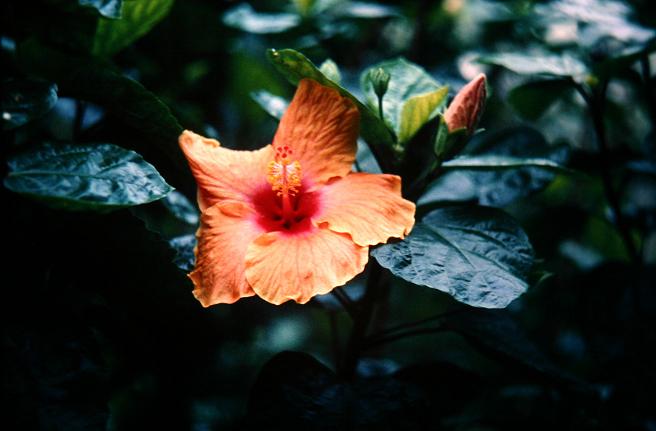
(179, 79), (415, 307)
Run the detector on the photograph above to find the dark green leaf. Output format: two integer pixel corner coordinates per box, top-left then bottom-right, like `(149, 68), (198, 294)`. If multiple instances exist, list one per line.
(361, 58), (448, 146)
(78, 0), (122, 19)
(433, 114), (468, 162)
(1, 79), (58, 130)
(267, 48), (397, 168)
(169, 234), (196, 272)
(442, 155), (572, 174)
(17, 39), (183, 159)
(442, 309), (578, 383)
(4, 143), (173, 211)
(131, 190), (198, 238)
(480, 51), (588, 79)
(420, 127), (569, 207)
(92, 0), (175, 56)
(250, 90), (289, 120)
(223, 3), (300, 34)
(372, 206), (534, 308)
(162, 191), (199, 226)
(535, 0), (655, 55)
(246, 351), (425, 429)
(507, 79), (573, 120)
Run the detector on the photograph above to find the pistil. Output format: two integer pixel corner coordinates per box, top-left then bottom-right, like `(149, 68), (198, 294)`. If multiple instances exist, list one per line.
(267, 146), (302, 223)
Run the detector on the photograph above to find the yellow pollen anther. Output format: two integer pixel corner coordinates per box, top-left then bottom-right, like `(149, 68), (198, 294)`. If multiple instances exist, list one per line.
(267, 158), (302, 197)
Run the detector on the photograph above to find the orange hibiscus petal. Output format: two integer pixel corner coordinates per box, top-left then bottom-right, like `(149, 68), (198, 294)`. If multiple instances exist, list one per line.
(179, 130), (274, 211)
(190, 201), (264, 307)
(272, 79), (360, 187)
(315, 173), (415, 246)
(244, 228), (368, 305)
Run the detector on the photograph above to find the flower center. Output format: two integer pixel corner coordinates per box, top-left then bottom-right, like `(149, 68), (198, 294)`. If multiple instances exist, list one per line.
(253, 146), (319, 234)
(267, 145), (302, 216)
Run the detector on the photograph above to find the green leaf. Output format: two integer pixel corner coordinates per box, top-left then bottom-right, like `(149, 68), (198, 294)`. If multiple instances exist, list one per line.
(78, 0), (123, 19)
(4, 143), (173, 211)
(267, 48), (397, 169)
(318, 59), (342, 85)
(1, 79), (58, 130)
(480, 51), (588, 79)
(17, 39), (183, 158)
(92, 0), (175, 56)
(420, 127), (569, 207)
(250, 90), (289, 120)
(362, 58), (448, 146)
(223, 3), (301, 34)
(398, 86), (448, 145)
(372, 206), (534, 308)
(441, 155), (572, 174)
(507, 79), (573, 121)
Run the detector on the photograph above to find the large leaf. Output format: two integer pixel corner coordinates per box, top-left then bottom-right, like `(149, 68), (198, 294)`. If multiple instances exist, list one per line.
(480, 51), (588, 79)
(372, 206), (534, 308)
(223, 3), (300, 34)
(1, 79), (58, 130)
(246, 351), (425, 429)
(534, 0), (656, 58)
(92, 0), (175, 56)
(17, 39), (183, 160)
(266, 48), (397, 169)
(4, 143), (173, 211)
(420, 126), (569, 207)
(362, 58), (448, 146)
(442, 309), (577, 383)
(507, 79), (573, 121)
(441, 155), (572, 174)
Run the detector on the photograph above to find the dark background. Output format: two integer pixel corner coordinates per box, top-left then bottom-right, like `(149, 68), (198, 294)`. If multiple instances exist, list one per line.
(3, 0), (656, 429)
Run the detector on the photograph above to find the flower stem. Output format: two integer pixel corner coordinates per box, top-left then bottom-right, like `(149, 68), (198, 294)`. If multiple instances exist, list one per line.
(338, 259), (385, 380)
(575, 80), (640, 263)
(363, 326), (448, 350)
(366, 308), (466, 343)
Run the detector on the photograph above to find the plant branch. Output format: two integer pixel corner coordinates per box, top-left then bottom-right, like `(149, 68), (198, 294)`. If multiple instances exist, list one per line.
(367, 308), (467, 342)
(338, 260), (385, 380)
(363, 326), (449, 350)
(575, 81), (640, 263)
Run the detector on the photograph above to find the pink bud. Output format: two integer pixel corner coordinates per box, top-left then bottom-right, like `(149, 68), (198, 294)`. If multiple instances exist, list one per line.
(444, 73), (487, 134)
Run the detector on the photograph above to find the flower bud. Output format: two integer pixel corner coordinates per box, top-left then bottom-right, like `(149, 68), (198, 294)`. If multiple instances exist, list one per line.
(368, 67), (391, 99)
(444, 73), (486, 134)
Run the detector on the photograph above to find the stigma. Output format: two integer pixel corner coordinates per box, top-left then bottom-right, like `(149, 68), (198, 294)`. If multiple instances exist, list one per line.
(267, 146), (302, 198)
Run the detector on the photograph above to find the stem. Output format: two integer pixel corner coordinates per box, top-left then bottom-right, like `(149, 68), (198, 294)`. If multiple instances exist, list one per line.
(363, 326), (448, 350)
(338, 260), (385, 380)
(575, 81), (640, 263)
(377, 95), (384, 121)
(367, 308), (466, 342)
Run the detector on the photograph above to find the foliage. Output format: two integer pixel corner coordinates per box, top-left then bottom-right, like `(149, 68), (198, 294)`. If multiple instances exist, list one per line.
(3, 0), (655, 429)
